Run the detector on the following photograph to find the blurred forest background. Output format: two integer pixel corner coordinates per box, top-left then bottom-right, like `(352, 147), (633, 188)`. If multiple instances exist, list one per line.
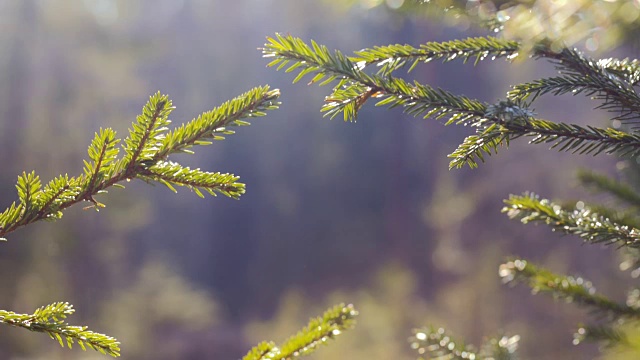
(0, 0), (637, 359)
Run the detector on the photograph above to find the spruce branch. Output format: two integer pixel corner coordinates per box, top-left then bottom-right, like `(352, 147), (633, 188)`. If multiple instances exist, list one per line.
(263, 34), (360, 89)
(513, 120), (640, 156)
(159, 86), (280, 157)
(409, 327), (519, 360)
(530, 47), (640, 121)
(508, 75), (614, 105)
(627, 288), (640, 309)
(0, 302), (120, 357)
(0, 87), (280, 241)
(447, 122), (506, 169)
(242, 341), (276, 360)
(410, 327), (477, 360)
(36, 175), (82, 222)
(242, 303), (358, 360)
(122, 92), (173, 168)
(573, 324), (628, 348)
(143, 161), (245, 199)
(578, 170), (640, 209)
(599, 58), (640, 86)
(264, 35), (640, 169)
(275, 303), (356, 359)
(0, 87), (279, 356)
(350, 36), (520, 75)
(495, 115), (640, 156)
(263, 33), (487, 122)
(499, 259), (640, 320)
(479, 335), (520, 360)
(580, 204), (640, 232)
(446, 101), (640, 168)
(370, 77), (487, 123)
(83, 128), (120, 194)
(16, 171), (42, 220)
(503, 193), (640, 248)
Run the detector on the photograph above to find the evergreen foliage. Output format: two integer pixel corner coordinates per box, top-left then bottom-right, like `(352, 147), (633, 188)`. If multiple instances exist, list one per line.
(503, 193), (640, 248)
(0, 87), (286, 356)
(263, 1), (640, 356)
(242, 303), (358, 360)
(0, 87), (280, 242)
(410, 327), (519, 360)
(263, 34), (640, 170)
(0, 302), (120, 356)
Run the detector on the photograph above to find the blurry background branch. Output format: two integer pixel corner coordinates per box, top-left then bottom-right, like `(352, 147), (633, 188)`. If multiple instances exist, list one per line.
(326, 0), (640, 52)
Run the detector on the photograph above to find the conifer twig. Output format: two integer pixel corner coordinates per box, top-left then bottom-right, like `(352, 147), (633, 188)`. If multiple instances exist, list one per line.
(503, 193), (640, 248)
(0, 87), (280, 241)
(508, 47), (640, 121)
(0, 302), (120, 357)
(0, 87), (280, 357)
(242, 303), (358, 360)
(578, 170), (640, 208)
(410, 327), (478, 360)
(263, 35), (640, 169)
(500, 259), (640, 320)
(409, 327), (519, 360)
(573, 324), (628, 348)
(351, 36), (520, 75)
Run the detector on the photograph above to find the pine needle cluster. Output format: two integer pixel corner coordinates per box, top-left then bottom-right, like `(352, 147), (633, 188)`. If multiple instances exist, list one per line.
(410, 327), (519, 360)
(0, 87), (280, 242)
(262, 34), (640, 169)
